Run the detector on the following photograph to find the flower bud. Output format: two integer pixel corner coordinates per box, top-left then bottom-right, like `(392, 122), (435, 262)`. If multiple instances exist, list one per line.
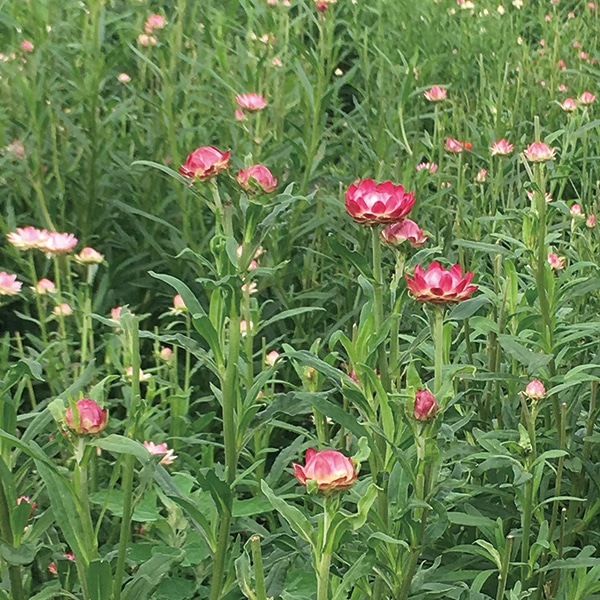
(413, 389), (439, 421)
(524, 379), (546, 400)
(65, 399), (108, 435)
(292, 448), (357, 492)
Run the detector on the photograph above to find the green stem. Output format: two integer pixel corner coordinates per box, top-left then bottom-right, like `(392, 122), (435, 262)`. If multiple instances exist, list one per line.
(371, 226), (390, 390)
(0, 473), (25, 600)
(521, 472), (534, 584)
(496, 535), (513, 600)
(28, 253), (48, 345)
(433, 307), (444, 395)
(316, 497), (333, 600)
(250, 536), (267, 600)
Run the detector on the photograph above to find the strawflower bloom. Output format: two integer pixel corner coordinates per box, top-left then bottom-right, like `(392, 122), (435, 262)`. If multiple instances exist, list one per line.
(53, 303), (73, 316)
(137, 34), (157, 47)
(475, 168), (487, 183)
(523, 142), (556, 162)
(292, 448), (357, 492)
(117, 73), (131, 83)
(235, 93), (267, 111)
(33, 278), (56, 295)
(315, 0), (337, 11)
(424, 85), (447, 102)
(416, 162), (438, 174)
(548, 253), (565, 270)
(524, 379), (546, 400)
(48, 552), (76, 576)
(172, 294), (187, 313)
(413, 389), (439, 421)
(445, 138), (472, 153)
(579, 91), (596, 105)
(144, 14), (166, 33)
(75, 247), (104, 264)
(234, 108), (247, 121)
(0, 272), (22, 296)
(345, 179), (416, 225)
(587, 214), (596, 228)
(6, 140), (26, 160)
(110, 306), (123, 321)
(237, 164), (278, 193)
(159, 346), (173, 361)
(20, 40), (34, 52)
(570, 203), (583, 217)
(65, 399), (108, 435)
(125, 366), (152, 382)
(381, 219), (428, 248)
(561, 98), (577, 112)
(179, 146), (230, 181)
(405, 261), (478, 303)
(527, 190), (553, 203)
(265, 350), (280, 366)
(6, 226), (50, 250)
(40, 232), (78, 254)
(490, 139), (514, 156)
(144, 441), (177, 465)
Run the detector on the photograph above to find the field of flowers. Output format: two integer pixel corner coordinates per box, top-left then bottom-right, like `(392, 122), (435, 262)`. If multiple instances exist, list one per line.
(1, 0), (600, 598)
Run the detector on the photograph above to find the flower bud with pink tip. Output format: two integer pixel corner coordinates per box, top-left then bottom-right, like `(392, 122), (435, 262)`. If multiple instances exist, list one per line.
(179, 146), (230, 181)
(65, 399), (108, 435)
(579, 91), (596, 105)
(523, 142), (556, 162)
(380, 219), (428, 248)
(413, 389), (439, 421)
(237, 164), (278, 193)
(292, 448), (358, 493)
(524, 379), (546, 400)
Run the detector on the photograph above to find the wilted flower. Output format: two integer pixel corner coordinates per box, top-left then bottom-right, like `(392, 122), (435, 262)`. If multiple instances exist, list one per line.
(144, 14), (166, 33)
(33, 278), (56, 295)
(561, 98), (577, 112)
(7, 226), (50, 250)
(52, 303), (73, 316)
(490, 139), (514, 156)
(179, 146), (230, 181)
(547, 253), (565, 270)
(405, 261), (478, 303)
(292, 448), (357, 492)
(523, 142), (556, 162)
(413, 389), (439, 421)
(75, 247), (104, 264)
(424, 86), (447, 102)
(475, 168), (488, 183)
(235, 93), (267, 111)
(345, 179), (416, 225)
(579, 91), (596, 105)
(524, 379), (546, 400)
(143, 441), (177, 465)
(416, 162), (438, 174)
(65, 399), (108, 435)
(380, 219), (428, 248)
(40, 232), (78, 255)
(445, 138), (472, 153)
(237, 164), (278, 193)
(0, 272), (22, 296)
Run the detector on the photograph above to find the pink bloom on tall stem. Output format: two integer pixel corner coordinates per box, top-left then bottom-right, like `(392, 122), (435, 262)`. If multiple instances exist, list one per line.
(424, 86), (447, 102)
(237, 164), (278, 193)
(144, 14), (167, 33)
(561, 98), (577, 112)
(40, 232), (78, 254)
(445, 138), (472, 153)
(523, 142), (556, 162)
(75, 247), (104, 264)
(381, 219), (428, 248)
(137, 33), (157, 46)
(405, 261), (478, 303)
(524, 379), (546, 400)
(6, 226), (50, 250)
(292, 448), (357, 492)
(416, 162), (438, 174)
(570, 203), (583, 217)
(144, 441), (177, 465)
(65, 399), (108, 435)
(53, 303), (73, 316)
(33, 278), (56, 295)
(20, 40), (34, 52)
(547, 253), (565, 270)
(490, 139), (514, 156)
(235, 93), (267, 111)
(0, 272), (22, 296)
(179, 146), (230, 181)
(579, 91), (596, 105)
(587, 214), (596, 228)
(475, 168), (487, 183)
(345, 179), (416, 225)
(413, 389), (439, 421)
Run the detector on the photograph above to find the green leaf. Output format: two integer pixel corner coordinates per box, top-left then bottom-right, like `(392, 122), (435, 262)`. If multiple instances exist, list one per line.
(87, 559), (112, 600)
(327, 236), (373, 280)
(347, 483), (379, 531)
(0, 542), (37, 565)
(233, 496), (273, 517)
(261, 481), (314, 548)
(197, 470), (232, 517)
(93, 435), (149, 462)
(497, 334), (553, 373)
(448, 297), (491, 321)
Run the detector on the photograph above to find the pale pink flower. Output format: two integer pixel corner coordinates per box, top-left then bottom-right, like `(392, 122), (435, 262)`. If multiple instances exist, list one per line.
(547, 253), (565, 270)
(416, 162), (438, 174)
(561, 98), (577, 112)
(265, 350), (280, 366)
(423, 86), (447, 102)
(33, 278), (56, 295)
(159, 346), (173, 361)
(110, 306), (123, 321)
(523, 142), (556, 162)
(568, 11), (575, 18)
(475, 168), (487, 183)
(75, 247), (104, 264)
(557, 60), (567, 70)
(117, 73), (131, 83)
(381, 219), (428, 248)
(0, 272), (22, 296)
(524, 379), (546, 400)
(579, 91), (596, 105)
(53, 303), (73, 316)
(144, 441), (177, 465)
(235, 93), (267, 111)
(137, 34), (157, 47)
(172, 294), (187, 314)
(527, 190), (553, 203)
(6, 139), (25, 159)
(445, 138), (472, 153)
(144, 14), (166, 33)
(40, 232), (78, 254)
(587, 214), (596, 228)
(235, 108), (247, 121)
(272, 56), (283, 67)
(241, 282), (258, 294)
(125, 366), (151, 381)
(570, 203), (584, 217)
(7, 226), (49, 250)
(490, 138), (514, 156)
(558, 84), (568, 92)
(579, 51), (589, 61)
(20, 40), (34, 52)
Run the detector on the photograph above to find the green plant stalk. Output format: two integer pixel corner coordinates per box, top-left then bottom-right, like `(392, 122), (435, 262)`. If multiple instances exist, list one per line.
(184, 311), (192, 392)
(0, 474), (25, 600)
(433, 307), (444, 395)
(371, 226), (390, 391)
(549, 403), (567, 539)
(53, 256), (71, 380)
(250, 536), (267, 600)
(496, 535), (514, 600)
(112, 317), (141, 600)
(316, 496), (335, 600)
(27, 253), (48, 345)
(79, 283), (93, 378)
(520, 469), (534, 585)
(74, 440), (99, 561)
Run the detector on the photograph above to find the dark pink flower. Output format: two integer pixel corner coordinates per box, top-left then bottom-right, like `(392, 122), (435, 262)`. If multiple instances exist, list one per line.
(65, 399), (108, 435)
(523, 142), (556, 162)
(236, 164), (278, 193)
(413, 389), (439, 421)
(292, 448), (357, 492)
(345, 179), (416, 225)
(179, 146), (230, 181)
(381, 219), (428, 248)
(405, 261), (478, 304)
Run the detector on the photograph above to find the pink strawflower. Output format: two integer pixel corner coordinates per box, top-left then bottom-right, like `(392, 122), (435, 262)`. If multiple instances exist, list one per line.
(40, 232), (78, 254)
(179, 146), (230, 181)
(236, 164), (278, 193)
(65, 399), (108, 435)
(144, 14), (167, 33)
(315, 0), (337, 11)
(172, 294), (187, 314)
(579, 91), (596, 105)
(557, 60), (567, 70)
(547, 252), (566, 270)
(413, 389), (439, 421)
(292, 448), (357, 492)
(75, 247), (104, 264)
(416, 162), (438, 174)
(235, 108), (247, 121)
(110, 306), (123, 321)
(159, 346), (173, 361)
(52, 303), (73, 317)
(48, 552), (75, 576)
(524, 379), (546, 400)
(380, 219), (428, 248)
(587, 214), (596, 228)
(445, 138), (472, 153)
(424, 86), (447, 102)
(0, 272), (22, 296)
(265, 350), (280, 366)
(475, 168), (487, 183)
(20, 40), (34, 52)
(33, 278), (56, 295)
(137, 34), (157, 47)
(561, 98), (577, 112)
(558, 84), (568, 92)
(235, 93), (268, 111)
(405, 261), (478, 304)
(143, 441), (177, 465)
(570, 203), (584, 217)
(117, 73), (131, 83)
(490, 139), (514, 156)
(125, 367), (151, 381)
(523, 142), (556, 162)
(6, 226), (50, 250)
(527, 190), (553, 203)
(6, 139), (26, 159)
(345, 179), (416, 225)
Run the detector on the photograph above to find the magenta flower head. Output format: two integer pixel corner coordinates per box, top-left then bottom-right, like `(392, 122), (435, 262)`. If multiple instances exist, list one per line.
(236, 164), (278, 193)
(381, 219), (428, 248)
(292, 448), (358, 493)
(179, 146), (230, 181)
(405, 261), (478, 304)
(561, 98), (577, 112)
(65, 399), (108, 435)
(524, 379), (546, 400)
(490, 139), (514, 156)
(547, 252), (566, 270)
(424, 86), (447, 102)
(579, 91), (596, 105)
(413, 389), (439, 421)
(523, 142), (556, 163)
(345, 179), (416, 225)
(235, 93), (267, 111)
